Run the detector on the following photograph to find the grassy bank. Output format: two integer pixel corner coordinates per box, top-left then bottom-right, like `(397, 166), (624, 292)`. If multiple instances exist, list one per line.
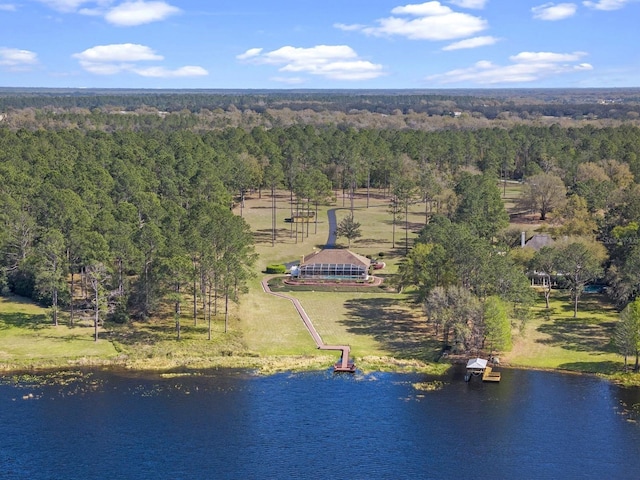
(0, 189), (634, 383)
(0, 296), (119, 370)
(503, 290), (622, 374)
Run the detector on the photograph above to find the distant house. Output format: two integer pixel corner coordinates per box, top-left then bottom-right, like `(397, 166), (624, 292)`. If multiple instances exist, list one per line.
(521, 232), (554, 251)
(521, 232), (556, 286)
(291, 249), (371, 281)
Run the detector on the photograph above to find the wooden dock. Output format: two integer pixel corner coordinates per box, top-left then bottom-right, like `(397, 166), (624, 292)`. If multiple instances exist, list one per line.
(482, 366), (501, 382)
(261, 278), (355, 373)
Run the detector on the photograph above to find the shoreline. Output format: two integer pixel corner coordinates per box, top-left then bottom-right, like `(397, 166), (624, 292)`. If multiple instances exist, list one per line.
(0, 353), (450, 376)
(2, 353), (638, 388)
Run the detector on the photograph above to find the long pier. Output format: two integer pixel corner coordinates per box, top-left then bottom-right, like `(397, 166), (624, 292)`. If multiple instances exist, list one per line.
(261, 279), (355, 372)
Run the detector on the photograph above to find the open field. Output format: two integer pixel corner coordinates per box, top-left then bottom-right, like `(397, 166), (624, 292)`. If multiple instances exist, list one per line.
(236, 189), (441, 369)
(503, 290), (622, 374)
(0, 296), (118, 368)
(229, 189), (629, 377)
(0, 186), (631, 380)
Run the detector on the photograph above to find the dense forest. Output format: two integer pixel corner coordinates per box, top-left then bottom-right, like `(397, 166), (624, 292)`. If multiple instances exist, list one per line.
(3, 89), (640, 355)
(1, 87), (640, 115)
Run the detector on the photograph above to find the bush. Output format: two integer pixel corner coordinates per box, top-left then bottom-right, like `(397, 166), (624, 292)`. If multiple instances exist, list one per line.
(266, 264), (286, 274)
(108, 297), (130, 324)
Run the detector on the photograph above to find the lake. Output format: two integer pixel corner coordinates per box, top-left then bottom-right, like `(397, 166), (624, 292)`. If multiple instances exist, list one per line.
(1, 367), (640, 479)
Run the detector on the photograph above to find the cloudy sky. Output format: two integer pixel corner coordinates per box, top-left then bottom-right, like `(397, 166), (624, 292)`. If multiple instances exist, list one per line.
(1, 0), (638, 89)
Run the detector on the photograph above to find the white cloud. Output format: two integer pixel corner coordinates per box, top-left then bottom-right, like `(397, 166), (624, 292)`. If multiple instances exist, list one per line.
(73, 43), (207, 78)
(261, 45), (357, 65)
(236, 48), (262, 60)
(133, 66), (208, 77)
(510, 51), (587, 63)
(392, 2), (453, 15)
(442, 35), (499, 50)
(340, 1), (488, 41)
(104, 1), (180, 26)
(448, 0), (488, 8)
(0, 47), (38, 70)
(532, 3), (578, 20)
(427, 50), (592, 85)
(36, 0), (179, 26)
(77, 7), (104, 15)
(237, 45), (385, 81)
(0, 4), (18, 11)
(583, 0), (631, 10)
(73, 43), (163, 63)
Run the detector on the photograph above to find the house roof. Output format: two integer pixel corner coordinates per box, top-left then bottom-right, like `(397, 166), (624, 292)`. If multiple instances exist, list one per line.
(466, 358), (488, 369)
(301, 249), (371, 268)
(525, 234), (554, 251)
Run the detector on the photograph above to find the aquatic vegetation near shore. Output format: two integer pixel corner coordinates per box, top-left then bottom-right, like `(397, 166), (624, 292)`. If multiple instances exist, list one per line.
(412, 381), (445, 392)
(1, 370), (104, 398)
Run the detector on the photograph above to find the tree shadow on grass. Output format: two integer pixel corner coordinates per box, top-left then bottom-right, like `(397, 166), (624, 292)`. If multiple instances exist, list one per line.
(553, 293), (616, 316)
(557, 360), (621, 374)
(109, 323), (173, 346)
(536, 317), (617, 354)
(252, 228), (291, 244)
(0, 312), (49, 331)
(354, 238), (389, 248)
(342, 297), (441, 362)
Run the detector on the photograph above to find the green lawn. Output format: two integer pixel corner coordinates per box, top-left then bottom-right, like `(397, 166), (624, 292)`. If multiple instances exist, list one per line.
(0, 296), (118, 367)
(503, 290), (622, 374)
(237, 189), (433, 363)
(0, 188), (631, 379)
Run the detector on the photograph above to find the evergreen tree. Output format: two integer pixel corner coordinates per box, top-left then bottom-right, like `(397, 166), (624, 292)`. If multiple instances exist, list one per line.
(335, 214), (362, 249)
(614, 298), (640, 372)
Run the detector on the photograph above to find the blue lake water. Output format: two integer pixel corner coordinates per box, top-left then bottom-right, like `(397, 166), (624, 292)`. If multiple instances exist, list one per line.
(1, 367), (640, 479)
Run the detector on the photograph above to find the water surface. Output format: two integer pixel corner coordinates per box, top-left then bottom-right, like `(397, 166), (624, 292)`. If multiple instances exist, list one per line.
(1, 367), (639, 479)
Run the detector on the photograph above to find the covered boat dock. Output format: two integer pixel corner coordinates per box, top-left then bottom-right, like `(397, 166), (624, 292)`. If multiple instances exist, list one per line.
(465, 357), (501, 382)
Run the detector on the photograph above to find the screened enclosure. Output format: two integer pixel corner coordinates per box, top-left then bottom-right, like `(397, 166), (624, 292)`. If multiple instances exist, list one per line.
(298, 263), (368, 280)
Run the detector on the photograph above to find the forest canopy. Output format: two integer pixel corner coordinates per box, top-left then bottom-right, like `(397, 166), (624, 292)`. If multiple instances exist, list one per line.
(2, 89), (640, 352)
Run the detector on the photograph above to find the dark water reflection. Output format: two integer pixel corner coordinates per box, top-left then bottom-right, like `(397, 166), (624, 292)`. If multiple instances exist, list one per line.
(1, 367), (640, 479)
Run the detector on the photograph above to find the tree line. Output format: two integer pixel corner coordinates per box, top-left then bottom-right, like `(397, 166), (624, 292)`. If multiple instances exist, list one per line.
(2, 88), (640, 119)
(3, 119), (640, 352)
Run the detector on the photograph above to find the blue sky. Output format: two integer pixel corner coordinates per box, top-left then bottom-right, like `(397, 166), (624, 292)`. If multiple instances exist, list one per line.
(1, 0), (639, 89)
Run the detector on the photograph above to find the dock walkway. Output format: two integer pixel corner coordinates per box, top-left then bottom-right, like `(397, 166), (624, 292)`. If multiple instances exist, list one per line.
(261, 279), (355, 372)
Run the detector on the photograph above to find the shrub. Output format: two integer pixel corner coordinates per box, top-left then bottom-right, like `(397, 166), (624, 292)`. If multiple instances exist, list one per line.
(108, 297), (130, 324)
(266, 264), (287, 274)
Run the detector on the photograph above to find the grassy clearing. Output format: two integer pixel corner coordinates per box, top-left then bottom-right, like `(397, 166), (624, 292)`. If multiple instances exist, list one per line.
(0, 187), (632, 381)
(195, 189), (435, 370)
(501, 182), (523, 212)
(0, 188), (437, 373)
(503, 290), (622, 374)
(226, 191), (440, 374)
(237, 189), (441, 368)
(0, 296), (118, 369)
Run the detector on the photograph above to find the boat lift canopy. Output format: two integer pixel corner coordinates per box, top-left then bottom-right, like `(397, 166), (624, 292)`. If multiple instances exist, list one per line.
(466, 358), (488, 370)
